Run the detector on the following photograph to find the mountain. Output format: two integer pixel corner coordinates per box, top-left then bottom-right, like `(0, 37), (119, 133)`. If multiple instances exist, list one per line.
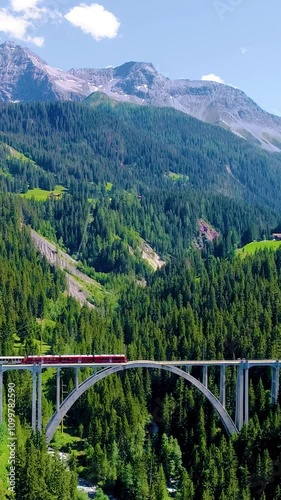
(1, 41), (281, 152)
(0, 40), (94, 102)
(74, 62), (281, 153)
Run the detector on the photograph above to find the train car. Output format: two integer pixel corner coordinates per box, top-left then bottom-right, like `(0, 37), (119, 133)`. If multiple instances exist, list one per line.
(21, 355), (77, 364)
(0, 356), (24, 364)
(93, 354), (127, 363)
(21, 356), (45, 364)
(59, 355), (95, 364)
(20, 354), (127, 364)
(42, 356), (61, 364)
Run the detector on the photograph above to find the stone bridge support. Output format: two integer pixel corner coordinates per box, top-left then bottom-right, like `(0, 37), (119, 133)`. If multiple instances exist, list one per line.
(271, 361), (280, 406)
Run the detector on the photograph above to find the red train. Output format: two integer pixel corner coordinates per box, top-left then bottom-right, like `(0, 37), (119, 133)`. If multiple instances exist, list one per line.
(0, 355), (127, 365)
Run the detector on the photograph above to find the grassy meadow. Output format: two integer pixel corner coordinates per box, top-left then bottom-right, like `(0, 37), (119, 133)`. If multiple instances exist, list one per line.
(237, 239), (281, 257)
(20, 185), (66, 201)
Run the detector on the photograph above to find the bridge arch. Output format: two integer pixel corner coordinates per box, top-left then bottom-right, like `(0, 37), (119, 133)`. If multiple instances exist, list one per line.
(46, 361), (238, 443)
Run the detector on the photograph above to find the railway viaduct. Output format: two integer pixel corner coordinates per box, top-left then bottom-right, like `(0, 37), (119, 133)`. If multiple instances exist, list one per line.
(0, 359), (279, 442)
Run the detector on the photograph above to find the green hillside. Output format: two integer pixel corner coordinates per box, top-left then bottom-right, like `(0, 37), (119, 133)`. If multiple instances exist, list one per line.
(0, 100), (279, 272)
(0, 100), (281, 210)
(237, 239), (281, 256)
(1, 100), (281, 498)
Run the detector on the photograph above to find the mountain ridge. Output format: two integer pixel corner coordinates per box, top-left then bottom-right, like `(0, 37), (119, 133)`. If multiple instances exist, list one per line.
(0, 40), (94, 102)
(1, 40), (281, 152)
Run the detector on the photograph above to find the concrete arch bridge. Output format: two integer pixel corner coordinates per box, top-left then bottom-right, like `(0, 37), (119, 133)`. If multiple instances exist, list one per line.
(0, 359), (279, 443)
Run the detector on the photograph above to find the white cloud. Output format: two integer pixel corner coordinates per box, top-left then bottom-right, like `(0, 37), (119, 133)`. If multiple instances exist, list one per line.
(201, 73), (225, 84)
(10, 0), (41, 12)
(201, 73), (239, 89)
(10, 0), (61, 22)
(26, 35), (44, 47)
(0, 1), (61, 46)
(65, 3), (120, 41)
(240, 47), (247, 55)
(0, 9), (30, 39)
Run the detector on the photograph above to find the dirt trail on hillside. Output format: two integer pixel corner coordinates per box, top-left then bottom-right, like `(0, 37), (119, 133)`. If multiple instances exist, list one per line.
(30, 229), (95, 308)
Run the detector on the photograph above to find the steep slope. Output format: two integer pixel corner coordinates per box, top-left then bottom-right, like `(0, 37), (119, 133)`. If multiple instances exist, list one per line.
(30, 230), (99, 308)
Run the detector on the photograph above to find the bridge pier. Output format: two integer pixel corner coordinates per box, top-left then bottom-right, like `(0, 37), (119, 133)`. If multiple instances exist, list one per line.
(219, 365), (226, 408)
(32, 365), (37, 431)
(56, 368), (60, 412)
(235, 362), (244, 431)
(37, 366), (42, 432)
(244, 361), (249, 424)
(202, 366), (208, 388)
(234, 360), (250, 430)
(0, 364), (3, 425)
(271, 361), (280, 405)
(75, 368), (79, 390)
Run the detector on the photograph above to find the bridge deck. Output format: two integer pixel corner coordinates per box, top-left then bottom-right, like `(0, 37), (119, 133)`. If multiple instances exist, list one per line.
(1, 359), (280, 370)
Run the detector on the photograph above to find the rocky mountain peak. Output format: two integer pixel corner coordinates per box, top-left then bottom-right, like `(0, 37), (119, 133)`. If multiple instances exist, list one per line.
(0, 41), (281, 151)
(0, 40), (94, 102)
(0, 40), (47, 68)
(1, 40), (17, 49)
(114, 61), (157, 78)
(112, 61), (167, 98)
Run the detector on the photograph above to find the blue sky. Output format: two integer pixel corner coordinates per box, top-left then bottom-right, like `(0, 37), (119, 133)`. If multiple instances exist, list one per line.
(0, 0), (280, 115)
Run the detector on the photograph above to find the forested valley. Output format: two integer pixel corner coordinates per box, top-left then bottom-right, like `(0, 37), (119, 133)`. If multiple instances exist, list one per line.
(0, 100), (281, 499)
